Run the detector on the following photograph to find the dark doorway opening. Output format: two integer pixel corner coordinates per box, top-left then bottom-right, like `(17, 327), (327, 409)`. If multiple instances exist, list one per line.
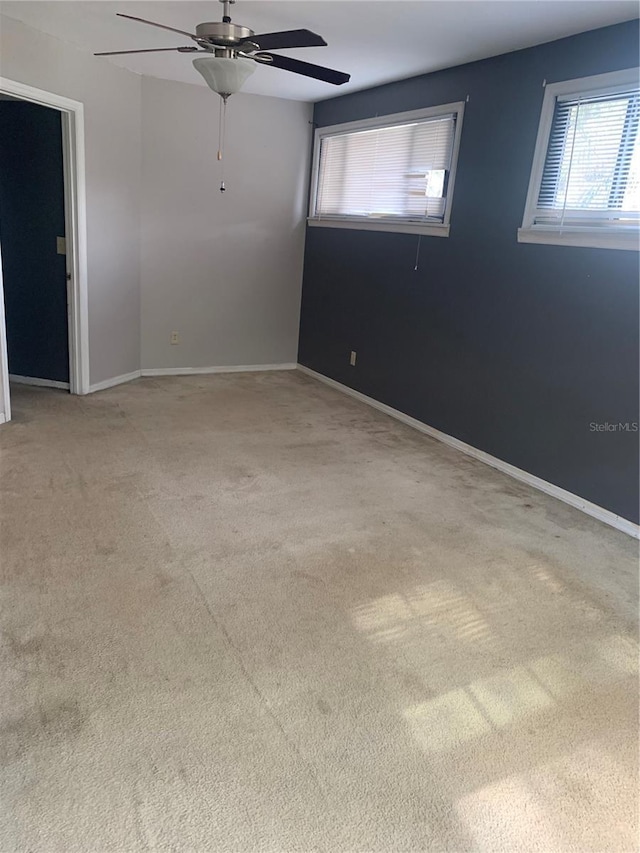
(0, 98), (69, 387)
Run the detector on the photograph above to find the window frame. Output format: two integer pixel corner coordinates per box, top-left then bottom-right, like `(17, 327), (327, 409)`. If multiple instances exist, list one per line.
(519, 68), (640, 251)
(308, 102), (466, 238)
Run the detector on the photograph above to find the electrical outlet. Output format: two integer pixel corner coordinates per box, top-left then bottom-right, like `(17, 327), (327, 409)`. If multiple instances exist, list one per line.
(350, 351), (357, 366)
(170, 331), (180, 345)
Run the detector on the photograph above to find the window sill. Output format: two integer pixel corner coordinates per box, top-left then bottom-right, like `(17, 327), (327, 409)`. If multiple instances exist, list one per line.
(517, 227), (639, 251)
(307, 218), (450, 238)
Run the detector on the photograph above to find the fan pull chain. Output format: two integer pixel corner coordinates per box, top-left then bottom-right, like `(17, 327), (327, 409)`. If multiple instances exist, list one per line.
(218, 96), (228, 193)
(414, 234), (422, 271)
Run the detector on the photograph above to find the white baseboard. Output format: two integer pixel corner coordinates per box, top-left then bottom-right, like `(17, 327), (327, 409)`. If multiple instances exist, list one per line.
(297, 364), (640, 540)
(88, 370), (142, 393)
(9, 374), (70, 390)
(87, 363), (297, 393)
(141, 363), (297, 377)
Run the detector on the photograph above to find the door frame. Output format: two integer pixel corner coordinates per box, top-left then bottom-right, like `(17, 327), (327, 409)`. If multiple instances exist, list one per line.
(0, 77), (90, 418)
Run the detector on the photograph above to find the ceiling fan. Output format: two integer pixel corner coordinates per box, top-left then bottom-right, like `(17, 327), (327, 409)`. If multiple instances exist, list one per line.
(95, 0), (351, 99)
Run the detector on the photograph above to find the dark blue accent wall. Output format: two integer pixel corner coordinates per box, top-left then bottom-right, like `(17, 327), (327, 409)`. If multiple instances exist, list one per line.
(0, 100), (69, 383)
(299, 20), (640, 525)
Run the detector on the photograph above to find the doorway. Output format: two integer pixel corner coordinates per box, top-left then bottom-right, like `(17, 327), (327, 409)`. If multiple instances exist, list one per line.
(0, 98), (69, 389)
(0, 77), (89, 424)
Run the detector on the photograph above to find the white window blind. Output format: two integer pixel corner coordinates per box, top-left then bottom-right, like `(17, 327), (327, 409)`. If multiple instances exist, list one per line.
(314, 114), (457, 222)
(535, 87), (640, 228)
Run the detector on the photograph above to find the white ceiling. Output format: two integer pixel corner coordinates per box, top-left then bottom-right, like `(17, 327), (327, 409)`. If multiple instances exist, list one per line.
(2, 1), (638, 101)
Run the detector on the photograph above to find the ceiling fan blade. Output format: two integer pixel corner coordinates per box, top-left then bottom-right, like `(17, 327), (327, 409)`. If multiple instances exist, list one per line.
(95, 46), (199, 56)
(115, 13), (198, 41)
(247, 29), (327, 51)
(255, 53), (350, 85)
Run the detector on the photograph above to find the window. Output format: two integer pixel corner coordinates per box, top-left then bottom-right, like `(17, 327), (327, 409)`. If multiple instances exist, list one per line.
(309, 103), (465, 237)
(519, 68), (640, 250)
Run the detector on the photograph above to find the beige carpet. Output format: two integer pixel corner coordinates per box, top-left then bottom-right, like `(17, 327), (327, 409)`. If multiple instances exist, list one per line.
(0, 371), (637, 852)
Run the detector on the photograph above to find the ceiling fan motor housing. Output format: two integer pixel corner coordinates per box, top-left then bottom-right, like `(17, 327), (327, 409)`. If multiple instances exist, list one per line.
(195, 21), (255, 48)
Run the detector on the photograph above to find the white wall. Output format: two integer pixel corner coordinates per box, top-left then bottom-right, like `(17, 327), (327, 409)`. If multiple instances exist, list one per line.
(0, 15), (311, 421)
(0, 14), (142, 390)
(141, 76), (311, 369)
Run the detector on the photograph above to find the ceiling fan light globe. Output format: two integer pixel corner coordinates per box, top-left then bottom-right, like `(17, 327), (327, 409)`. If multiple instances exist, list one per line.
(192, 56), (255, 96)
